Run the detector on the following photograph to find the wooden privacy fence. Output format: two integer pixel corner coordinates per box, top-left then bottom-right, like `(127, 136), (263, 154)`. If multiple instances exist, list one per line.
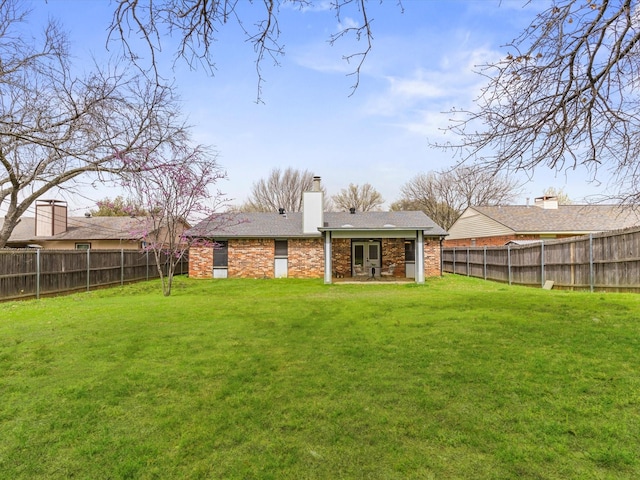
(442, 226), (640, 292)
(0, 249), (188, 301)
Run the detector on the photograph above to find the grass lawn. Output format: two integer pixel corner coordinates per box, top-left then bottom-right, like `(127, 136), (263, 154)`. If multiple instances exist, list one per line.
(1, 275), (639, 479)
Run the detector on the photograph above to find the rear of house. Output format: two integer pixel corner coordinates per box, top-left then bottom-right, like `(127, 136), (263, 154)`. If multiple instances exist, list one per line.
(187, 177), (448, 283)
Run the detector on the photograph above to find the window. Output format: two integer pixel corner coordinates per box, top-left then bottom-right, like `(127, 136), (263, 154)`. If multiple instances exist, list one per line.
(368, 243), (379, 261)
(213, 240), (228, 267)
(75, 243), (91, 250)
(354, 244), (364, 266)
(275, 240), (288, 257)
(404, 240), (415, 262)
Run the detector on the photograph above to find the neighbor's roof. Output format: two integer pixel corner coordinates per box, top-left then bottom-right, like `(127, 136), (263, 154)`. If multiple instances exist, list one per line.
(5, 216), (152, 243)
(448, 204), (640, 240)
(473, 205), (640, 232)
(187, 211), (448, 238)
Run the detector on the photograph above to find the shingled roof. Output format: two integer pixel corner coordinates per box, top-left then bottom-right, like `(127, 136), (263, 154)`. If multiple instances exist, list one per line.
(472, 205), (640, 233)
(4, 216), (150, 243)
(447, 204), (640, 241)
(186, 211), (448, 238)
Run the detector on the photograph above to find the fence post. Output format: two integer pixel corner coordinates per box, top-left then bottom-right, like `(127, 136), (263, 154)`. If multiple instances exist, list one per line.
(466, 248), (470, 276)
(36, 249), (41, 300)
(121, 248), (124, 286)
(540, 242), (545, 287)
(86, 248), (91, 291)
(483, 246), (487, 280)
(507, 244), (512, 285)
(589, 233), (594, 292)
(146, 250), (149, 281)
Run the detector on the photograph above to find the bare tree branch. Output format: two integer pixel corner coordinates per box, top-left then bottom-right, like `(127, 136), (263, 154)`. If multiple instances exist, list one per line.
(236, 167), (330, 212)
(391, 166), (521, 230)
(332, 182), (384, 211)
(107, 0), (401, 100)
(437, 0), (640, 204)
(0, 1), (192, 247)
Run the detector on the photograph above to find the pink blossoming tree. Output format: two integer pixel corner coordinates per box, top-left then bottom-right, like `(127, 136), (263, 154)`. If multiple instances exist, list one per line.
(123, 143), (228, 296)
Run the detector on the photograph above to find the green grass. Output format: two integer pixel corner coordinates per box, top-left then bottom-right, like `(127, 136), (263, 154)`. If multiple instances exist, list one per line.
(1, 275), (639, 479)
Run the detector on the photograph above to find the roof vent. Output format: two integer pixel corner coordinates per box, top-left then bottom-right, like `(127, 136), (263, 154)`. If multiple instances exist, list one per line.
(349, 207), (356, 214)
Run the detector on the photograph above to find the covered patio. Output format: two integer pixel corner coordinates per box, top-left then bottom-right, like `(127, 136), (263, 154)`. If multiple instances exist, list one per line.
(318, 212), (447, 284)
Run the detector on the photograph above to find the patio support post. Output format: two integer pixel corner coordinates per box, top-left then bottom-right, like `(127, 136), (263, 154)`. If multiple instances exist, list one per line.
(416, 230), (425, 284)
(324, 232), (332, 284)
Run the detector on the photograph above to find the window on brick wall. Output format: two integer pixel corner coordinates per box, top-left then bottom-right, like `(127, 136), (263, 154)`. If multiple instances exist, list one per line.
(405, 240), (415, 262)
(275, 240), (288, 257)
(213, 240), (228, 266)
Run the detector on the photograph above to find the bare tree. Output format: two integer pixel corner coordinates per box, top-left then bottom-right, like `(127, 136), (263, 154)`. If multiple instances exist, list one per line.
(391, 172), (460, 231)
(0, 1), (188, 248)
(108, 0), (401, 99)
(125, 143), (227, 296)
(392, 166), (520, 230)
(332, 183), (384, 212)
(440, 1), (640, 204)
(239, 168), (329, 213)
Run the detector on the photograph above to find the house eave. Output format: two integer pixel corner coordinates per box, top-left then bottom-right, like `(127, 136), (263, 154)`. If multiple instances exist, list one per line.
(318, 226), (445, 233)
(516, 230), (595, 236)
(188, 233), (322, 239)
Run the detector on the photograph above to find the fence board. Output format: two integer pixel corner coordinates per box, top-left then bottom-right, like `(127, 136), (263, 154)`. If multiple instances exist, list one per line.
(443, 226), (640, 292)
(0, 249), (187, 300)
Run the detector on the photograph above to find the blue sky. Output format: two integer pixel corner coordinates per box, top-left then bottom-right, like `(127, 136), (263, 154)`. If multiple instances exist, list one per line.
(24, 0), (614, 214)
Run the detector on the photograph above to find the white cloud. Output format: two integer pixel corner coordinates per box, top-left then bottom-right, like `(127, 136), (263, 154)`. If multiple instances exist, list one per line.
(337, 16), (360, 31)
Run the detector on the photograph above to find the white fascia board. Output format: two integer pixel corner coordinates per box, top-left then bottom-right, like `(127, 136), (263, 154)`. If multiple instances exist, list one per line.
(327, 229), (420, 239)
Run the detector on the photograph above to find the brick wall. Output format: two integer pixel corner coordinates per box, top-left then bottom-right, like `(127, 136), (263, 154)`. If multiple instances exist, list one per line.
(381, 238), (406, 277)
(228, 239), (274, 278)
(189, 245), (213, 279)
(424, 238), (441, 277)
(331, 238), (351, 277)
(288, 238), (324, 278)
(443, 234), (575, 247)
(189, 235), (443, 279)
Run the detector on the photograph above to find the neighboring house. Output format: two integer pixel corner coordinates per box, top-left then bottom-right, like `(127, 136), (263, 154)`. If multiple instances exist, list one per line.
(3, 199), (183, 250)
(187, 177), (448, 284)
(446, 196), (640, 247)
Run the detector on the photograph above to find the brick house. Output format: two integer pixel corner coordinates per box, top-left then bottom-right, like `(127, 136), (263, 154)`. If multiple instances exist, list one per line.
(187, 177), (448, 284)
(445, 196), (640, 247)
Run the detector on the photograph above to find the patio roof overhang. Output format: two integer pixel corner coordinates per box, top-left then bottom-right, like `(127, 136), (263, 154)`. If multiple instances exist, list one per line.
(318, 226), (445, 239)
